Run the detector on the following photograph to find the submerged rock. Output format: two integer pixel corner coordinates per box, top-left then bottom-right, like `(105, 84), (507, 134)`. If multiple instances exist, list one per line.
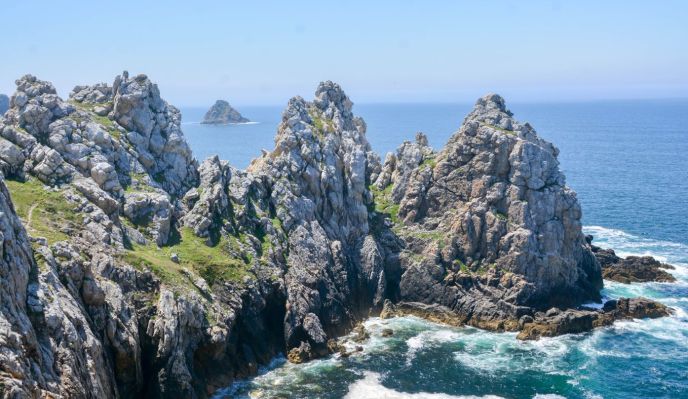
(201, 100), (249, 124)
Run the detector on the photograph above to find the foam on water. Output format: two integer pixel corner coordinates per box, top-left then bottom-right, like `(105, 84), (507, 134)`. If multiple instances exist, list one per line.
(343, 372), (504, 399)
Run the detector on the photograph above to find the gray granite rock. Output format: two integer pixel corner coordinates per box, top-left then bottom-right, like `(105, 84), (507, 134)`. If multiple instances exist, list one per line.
(376, 93), (603, 331)
(0, 74), (669, 399)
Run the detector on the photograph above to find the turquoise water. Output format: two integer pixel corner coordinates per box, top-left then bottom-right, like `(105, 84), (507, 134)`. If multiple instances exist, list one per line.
(180, 100), (688, 398)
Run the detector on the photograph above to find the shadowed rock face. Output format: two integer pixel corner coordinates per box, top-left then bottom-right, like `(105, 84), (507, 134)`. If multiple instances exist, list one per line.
(0, 94), (9, 115)
(0, 74), (666, 399)
(201, 100), (249, 124)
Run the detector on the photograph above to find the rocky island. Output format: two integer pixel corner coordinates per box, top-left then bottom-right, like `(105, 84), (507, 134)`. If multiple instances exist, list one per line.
(0, 72), (675, 398)
(201, 100), (249, 124)
(0, 94), (9, 115)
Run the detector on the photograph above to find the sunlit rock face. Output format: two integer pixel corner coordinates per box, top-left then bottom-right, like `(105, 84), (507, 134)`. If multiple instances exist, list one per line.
(376, 94), (601, 330)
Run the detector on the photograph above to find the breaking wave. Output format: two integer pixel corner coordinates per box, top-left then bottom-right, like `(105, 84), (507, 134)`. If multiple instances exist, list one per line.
(218, 226), (688, 398)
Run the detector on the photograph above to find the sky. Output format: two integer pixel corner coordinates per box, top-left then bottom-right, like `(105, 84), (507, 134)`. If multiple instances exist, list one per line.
(1, 1), (687, 106)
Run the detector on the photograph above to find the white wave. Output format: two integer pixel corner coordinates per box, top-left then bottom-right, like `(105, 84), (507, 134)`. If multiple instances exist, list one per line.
(344, 371), (504, 399)
(584, 226), (687, 262)
(452, 331), (572, 375)
(406, 329), (462, 365)
(585, 225), (688, 289)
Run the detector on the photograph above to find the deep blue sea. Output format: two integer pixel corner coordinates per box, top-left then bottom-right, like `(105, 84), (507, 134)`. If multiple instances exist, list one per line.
(181, 99), (688, 399)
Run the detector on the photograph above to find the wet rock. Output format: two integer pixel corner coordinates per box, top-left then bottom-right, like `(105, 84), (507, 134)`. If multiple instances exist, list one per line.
(351, 323), (370, 343)
(287, 341), (312, 364)
(381, 328), (394, 337)
(517, 297), (671, 340)
(380, 300), (464, 327)
(588, 237), (676, 283)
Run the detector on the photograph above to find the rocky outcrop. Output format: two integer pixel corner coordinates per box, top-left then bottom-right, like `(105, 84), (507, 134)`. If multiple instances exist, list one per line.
(0, 94), (9, 115)
(238, 81), (389, 361)
(201, 100), (249, 124)
(0, 73), (671, 399)
(516, 297), (672, 340)
(370, 94), (602, 332)
(588, 235), (676, 283)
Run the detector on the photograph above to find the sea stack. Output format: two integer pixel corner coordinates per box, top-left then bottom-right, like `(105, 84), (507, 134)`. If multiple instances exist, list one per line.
(201, 99), (249, 124)
(0, 94), (9, 115)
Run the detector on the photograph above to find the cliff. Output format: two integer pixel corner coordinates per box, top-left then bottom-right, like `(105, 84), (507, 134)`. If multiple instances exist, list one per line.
(201, 100), (249, 124)
(372, 94), (602, 330)
(0, 74), (669, 398)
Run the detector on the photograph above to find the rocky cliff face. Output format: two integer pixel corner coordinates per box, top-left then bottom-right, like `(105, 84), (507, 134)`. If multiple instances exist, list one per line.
(0, 75), (663, 399)
(201, 100), (249, 124)
(373, 94), (602, 330)
(0, 94), (9, 115)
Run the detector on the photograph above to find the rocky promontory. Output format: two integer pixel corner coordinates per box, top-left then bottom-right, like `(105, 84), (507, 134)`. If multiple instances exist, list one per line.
(0, 74), (673, 399)
(201, 100), (249, 124)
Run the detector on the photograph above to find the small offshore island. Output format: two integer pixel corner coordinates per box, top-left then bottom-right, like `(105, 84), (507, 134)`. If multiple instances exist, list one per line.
(201, 99), (250, 124)
(0, 72), (680, 398)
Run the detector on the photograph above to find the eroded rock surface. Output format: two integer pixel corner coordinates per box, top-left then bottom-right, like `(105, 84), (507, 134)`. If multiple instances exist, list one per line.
(371, 94), (602, 332)
(517, 297), (672, 340)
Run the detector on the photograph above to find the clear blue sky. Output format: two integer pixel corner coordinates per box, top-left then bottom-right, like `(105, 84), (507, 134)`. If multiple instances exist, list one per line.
(1, 1), (686, 106)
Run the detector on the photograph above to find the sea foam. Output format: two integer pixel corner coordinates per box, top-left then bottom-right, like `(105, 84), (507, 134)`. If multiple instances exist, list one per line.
(343, 372), (504, 399)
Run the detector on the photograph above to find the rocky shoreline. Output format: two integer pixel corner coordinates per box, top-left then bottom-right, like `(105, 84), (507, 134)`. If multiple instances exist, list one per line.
(0, 72), (677, 398)
(588, 235), (677, 283)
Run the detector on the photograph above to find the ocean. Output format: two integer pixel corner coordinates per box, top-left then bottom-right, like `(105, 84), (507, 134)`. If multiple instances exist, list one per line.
(180, 99), (688, 399)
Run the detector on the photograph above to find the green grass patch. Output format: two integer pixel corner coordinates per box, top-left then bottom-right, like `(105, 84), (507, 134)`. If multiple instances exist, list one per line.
(495, 211), (508, 221)
(124, 173), (158, 194)
(453, 259), (469, 273)
(6, 178), (81, 244)
(419, 157), (437, 170)
(369, 184), (400, 224)
(121, 227), (251, 291)
(481, 122), (517, 136)
(308, 109), (333, 138)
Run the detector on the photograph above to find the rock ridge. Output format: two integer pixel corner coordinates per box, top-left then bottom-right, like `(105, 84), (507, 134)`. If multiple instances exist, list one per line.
(0, 75), (672, 399)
